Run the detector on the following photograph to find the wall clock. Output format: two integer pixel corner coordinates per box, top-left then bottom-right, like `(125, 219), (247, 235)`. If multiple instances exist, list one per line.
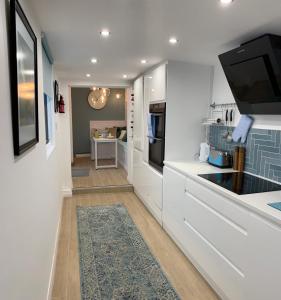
(88, 87), (110, 110)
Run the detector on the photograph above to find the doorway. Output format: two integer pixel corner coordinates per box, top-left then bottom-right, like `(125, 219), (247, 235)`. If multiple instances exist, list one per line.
(70, 86), (131, 191)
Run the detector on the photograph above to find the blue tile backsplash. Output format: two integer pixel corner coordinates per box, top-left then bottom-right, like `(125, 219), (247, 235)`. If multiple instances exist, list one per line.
(209, 125), (281, 183)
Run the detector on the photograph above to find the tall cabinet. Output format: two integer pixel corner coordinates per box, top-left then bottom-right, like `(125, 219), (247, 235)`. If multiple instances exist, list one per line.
(131, 60), (213, 224)
(133, 77), (144, 151)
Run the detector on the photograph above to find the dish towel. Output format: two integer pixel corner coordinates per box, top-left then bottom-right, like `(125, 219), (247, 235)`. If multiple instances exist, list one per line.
(232, 115), (254, 144)
(147, 113), (156, 144)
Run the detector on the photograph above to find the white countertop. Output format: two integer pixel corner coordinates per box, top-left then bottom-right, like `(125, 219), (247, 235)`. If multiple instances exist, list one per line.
(164, 160), (281, 227)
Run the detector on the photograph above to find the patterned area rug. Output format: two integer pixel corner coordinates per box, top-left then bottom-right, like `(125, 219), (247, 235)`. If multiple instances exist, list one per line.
(76, 204), (180, 299)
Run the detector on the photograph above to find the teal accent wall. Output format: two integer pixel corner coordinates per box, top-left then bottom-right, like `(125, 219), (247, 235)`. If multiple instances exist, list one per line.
(71, 87), (126, 154)
(209, 125), (281, 183)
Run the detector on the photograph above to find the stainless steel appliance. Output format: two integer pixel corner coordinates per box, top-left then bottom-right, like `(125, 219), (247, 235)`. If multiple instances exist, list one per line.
(208, 149), (232, 168)
(148, 103), (166, 173)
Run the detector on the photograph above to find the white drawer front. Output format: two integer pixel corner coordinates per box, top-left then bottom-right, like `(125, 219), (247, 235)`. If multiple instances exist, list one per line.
(183, 191), (248, 275)
(186, 177), (250, 230)
(180, 213), (246, 300)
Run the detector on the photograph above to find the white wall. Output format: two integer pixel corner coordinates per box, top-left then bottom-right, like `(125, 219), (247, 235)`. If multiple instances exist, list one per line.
(165, 60), (213, 161)
(212, 57), (281, 130)
(0, 1), (72, 299)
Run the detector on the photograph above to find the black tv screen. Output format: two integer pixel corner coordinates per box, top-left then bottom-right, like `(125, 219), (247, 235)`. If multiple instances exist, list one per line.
(219, 34), (281, 115)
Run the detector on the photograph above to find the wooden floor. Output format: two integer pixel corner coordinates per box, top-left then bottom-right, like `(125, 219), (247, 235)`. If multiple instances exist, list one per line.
(52, 192), (219, 300)
(72, 157), (129, 188)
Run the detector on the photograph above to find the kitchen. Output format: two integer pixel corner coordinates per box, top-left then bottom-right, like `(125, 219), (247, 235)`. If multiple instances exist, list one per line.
(130, 34), (281, 300)
(2, 0), (281, 299)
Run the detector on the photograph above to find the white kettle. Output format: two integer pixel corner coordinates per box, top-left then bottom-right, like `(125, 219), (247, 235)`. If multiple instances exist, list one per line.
(199, 143), (210, 162)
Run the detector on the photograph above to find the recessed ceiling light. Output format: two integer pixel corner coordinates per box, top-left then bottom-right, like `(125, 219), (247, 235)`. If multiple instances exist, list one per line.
(141, 59), (147, 64)
(86, 73), (91, 77)
(220, 0), (233, 5)
(169, 37), (178, 45)
(91, 58), (97, 64)
(123, 74), (128, 78)
(100, 29), (110, 37)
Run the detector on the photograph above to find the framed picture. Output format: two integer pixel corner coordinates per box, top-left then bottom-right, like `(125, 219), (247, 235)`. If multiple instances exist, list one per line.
(10, 0), (38, 156)
(54, 80), (59, 112)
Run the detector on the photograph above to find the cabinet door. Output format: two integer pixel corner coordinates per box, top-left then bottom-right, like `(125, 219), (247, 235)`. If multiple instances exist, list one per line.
(151, 64), (166, 102)
(133, 148), (143, 194)
(133, 77), (144, 151)
(143, 75), (152, 162)
(246, 214), (281, 300)
(162, 166), (185, 240)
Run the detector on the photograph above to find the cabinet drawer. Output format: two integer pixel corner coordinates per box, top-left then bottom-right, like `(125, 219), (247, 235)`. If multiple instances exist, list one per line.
(180, 211), (246, 300)
(185, 177), (250, 231)
(183, 191), (248, 274)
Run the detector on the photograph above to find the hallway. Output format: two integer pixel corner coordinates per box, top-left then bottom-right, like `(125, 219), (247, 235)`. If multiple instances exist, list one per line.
(52, 192), (218, 300)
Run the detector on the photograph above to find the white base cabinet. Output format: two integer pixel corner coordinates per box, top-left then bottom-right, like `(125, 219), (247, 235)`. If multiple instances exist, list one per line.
(163, 166), (281, 300)
(133, 148), (162, 223)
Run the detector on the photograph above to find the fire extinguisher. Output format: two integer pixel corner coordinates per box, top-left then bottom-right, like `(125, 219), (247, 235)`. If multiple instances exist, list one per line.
(59, 95), (65, 113)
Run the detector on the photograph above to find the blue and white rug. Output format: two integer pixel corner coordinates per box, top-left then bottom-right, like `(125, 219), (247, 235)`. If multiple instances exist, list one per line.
(76, 204), (180, 299)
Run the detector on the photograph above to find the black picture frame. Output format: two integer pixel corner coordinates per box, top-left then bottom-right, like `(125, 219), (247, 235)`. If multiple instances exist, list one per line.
(54, 80), (59, 112)
(9, 0), (39, 156)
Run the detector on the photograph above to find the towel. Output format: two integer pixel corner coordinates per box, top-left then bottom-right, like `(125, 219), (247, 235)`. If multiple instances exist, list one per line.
(147, 113), (156, 144)
(232, 115), (254, 144)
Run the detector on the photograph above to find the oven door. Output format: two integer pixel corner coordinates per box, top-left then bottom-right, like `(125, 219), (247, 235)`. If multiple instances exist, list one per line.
(149, 138), (165, 173)
(151, 113), (165, 139)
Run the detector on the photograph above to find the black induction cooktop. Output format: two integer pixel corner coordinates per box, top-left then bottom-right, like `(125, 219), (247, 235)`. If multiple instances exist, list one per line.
(198, 172), (281, 195)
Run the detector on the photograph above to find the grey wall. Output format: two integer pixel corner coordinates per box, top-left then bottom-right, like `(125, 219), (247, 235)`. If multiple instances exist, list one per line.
(72, 87), (126, 154)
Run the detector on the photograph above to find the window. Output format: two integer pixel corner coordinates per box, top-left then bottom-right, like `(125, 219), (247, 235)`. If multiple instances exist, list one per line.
(42, 43), (55, 157)
(44, 93), (53, 144)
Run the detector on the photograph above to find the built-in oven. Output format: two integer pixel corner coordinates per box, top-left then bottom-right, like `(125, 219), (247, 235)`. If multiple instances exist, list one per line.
(148, 103), (166, 173)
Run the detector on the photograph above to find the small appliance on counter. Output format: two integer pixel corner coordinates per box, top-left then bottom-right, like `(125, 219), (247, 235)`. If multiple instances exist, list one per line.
(199, 143), (210, 162)
(208, 149), (232, 168)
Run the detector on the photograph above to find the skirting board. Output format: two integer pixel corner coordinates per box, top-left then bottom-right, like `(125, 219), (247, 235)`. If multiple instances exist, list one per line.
(62, 187), (72, 197)
(47, 199), (63, 300)
(75, 153), (91, 158)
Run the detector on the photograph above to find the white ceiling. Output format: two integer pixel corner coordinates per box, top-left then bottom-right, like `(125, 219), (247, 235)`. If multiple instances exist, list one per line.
(28, 0), (281, 85)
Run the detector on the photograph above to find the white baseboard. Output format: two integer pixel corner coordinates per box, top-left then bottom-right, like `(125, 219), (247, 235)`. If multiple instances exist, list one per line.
(46, 200), (63, 300)
(62, 187), (72, 197)
(75, 153), (91, 158)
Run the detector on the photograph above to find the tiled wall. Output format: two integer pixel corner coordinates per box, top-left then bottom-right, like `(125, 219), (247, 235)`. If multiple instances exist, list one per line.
(209, 125), (281, 183)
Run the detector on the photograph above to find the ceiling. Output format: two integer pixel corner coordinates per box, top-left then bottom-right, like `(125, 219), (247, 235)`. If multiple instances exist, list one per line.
(28, 0), (281, 85)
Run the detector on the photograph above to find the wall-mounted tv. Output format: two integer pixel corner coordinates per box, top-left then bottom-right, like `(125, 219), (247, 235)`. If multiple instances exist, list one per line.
(219, 34), (281, 115)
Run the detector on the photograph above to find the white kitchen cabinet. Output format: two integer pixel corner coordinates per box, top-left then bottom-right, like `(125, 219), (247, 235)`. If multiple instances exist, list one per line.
(163, 166), (248, 300)
(150, 64), (166, 102)
(246, 214), (281, 300)
(142, 75), (152, 162)
(133, 148), (144, 194)
(133, 149), (162, 223)
(162, 167), (186, 241)
(133, 76), (144, 151)
(163, 165), (281, 300)
(182, 191), (248, 300)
